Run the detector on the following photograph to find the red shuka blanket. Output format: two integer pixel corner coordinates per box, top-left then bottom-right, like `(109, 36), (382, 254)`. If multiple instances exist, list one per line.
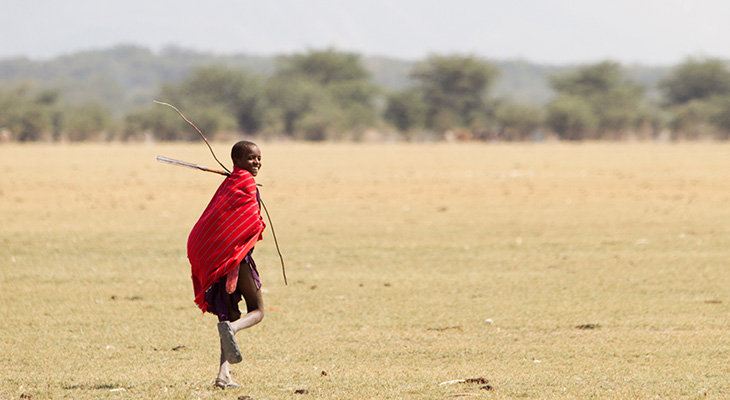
(187, 167), (265, 312)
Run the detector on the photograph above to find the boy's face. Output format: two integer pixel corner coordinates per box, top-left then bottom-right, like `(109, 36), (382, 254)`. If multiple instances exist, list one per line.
(233, 145), (262, 176)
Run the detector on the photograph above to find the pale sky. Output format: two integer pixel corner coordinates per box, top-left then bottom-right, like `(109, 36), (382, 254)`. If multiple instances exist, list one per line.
(2, 0), (729, 65)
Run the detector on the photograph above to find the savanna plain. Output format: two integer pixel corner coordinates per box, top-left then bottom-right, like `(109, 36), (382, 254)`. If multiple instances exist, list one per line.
(1, 142), (729, 400)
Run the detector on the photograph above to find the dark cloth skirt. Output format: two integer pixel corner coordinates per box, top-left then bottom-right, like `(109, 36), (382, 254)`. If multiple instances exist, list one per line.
(204, 255), (260, 322)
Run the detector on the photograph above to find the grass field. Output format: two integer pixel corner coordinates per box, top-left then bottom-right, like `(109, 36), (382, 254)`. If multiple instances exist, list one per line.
(1, 142), (729, 399)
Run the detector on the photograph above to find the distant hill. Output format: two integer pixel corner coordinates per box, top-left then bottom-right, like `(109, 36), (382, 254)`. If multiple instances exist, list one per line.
(0, 46), (276, 115)
(0, 45), (671, 115)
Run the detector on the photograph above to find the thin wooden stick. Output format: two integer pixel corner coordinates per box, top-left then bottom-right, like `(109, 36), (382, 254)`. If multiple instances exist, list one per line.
(260, 197), (288, 285)
(153, 100), (231, 175)
(156, 155), (231, 177)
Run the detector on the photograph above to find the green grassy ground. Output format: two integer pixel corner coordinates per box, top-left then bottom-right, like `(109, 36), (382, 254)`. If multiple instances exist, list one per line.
(1, 142), (729, 399)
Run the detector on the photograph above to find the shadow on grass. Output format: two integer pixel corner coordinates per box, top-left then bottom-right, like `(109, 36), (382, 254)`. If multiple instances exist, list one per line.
(63, 382), (128, 390)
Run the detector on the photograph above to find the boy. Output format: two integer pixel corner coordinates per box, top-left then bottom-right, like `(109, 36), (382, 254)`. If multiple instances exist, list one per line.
(187, 141), (266, 389)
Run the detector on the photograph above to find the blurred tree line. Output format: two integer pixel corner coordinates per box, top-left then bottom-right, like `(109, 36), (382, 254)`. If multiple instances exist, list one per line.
(1, 45), (729, 142)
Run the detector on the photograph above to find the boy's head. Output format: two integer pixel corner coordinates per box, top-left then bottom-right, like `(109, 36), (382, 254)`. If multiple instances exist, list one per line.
(231, 141), (261, 176)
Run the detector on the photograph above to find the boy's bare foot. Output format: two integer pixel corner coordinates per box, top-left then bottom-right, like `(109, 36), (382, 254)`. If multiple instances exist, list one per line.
(214, 377), (240, 389)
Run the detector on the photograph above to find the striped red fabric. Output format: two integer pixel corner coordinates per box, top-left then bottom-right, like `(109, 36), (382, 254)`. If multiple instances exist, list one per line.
(187, 167), (265, 312)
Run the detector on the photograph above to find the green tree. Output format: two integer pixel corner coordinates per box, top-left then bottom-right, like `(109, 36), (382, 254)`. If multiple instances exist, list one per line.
(548, 61), (646, 139)
(667, 100), (712, 140)
(328, 79), (378, 129)
(666, 96), (730, 140)
(410, 55), (498, 131)
(658, 59), (730, 139)
(267, 49), (377, 139)
(121, 108), (150, 141)
(298, 100), (342, 141)
(660, 58), (730, 105)
(123, 106), (187, 141)
(550, 62), (622, 97)
(275, 49), (370, 85)
(495, 103), (543, 141)
(593, 84), (645, 138)
(707, 96), (730, 139)
(15, 106), (53, 141)
(64, 102), (113, 141)
(545, 96), (598, 141)
(263, 77), (321, 135)
(0, 84), (60, 141)
(0, 85), (25, 139)
(383, 88), (426, 133)
(161, 66), (264, 135)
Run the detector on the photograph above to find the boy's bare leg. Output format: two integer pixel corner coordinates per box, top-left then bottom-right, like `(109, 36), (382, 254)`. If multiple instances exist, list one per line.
(217, 350), (232, 384)
(230, 264), (265, 333)
(216, 263), (264, 383)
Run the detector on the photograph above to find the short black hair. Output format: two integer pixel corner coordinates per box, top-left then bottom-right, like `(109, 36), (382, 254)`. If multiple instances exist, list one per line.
(231, 140), (258, 162)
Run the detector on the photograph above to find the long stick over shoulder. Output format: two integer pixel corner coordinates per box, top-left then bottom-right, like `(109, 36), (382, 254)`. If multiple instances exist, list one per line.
(156, 155), (231, 177)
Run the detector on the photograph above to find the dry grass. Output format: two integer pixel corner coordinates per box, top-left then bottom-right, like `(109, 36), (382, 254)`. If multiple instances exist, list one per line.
(1, 142), (729, 399)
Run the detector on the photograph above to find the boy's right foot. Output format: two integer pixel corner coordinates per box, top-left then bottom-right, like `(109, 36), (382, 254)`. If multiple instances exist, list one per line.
(217, 321), (243, 363)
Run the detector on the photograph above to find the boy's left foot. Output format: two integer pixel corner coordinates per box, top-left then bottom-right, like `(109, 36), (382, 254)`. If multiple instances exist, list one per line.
(214, 378), (240, 389)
